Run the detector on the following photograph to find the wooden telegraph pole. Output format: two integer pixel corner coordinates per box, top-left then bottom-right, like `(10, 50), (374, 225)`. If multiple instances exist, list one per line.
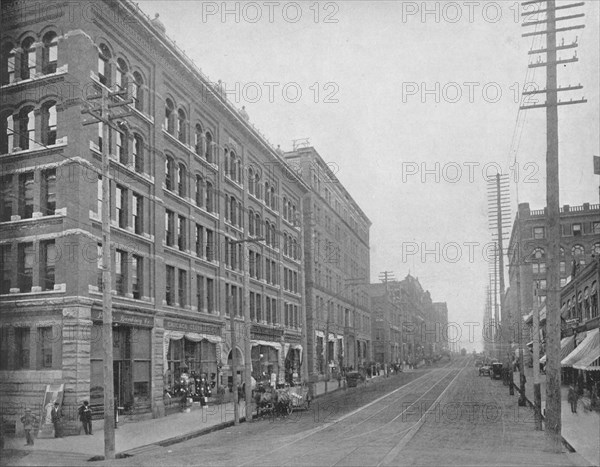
(229, 294), (239, 425)
(521, 0), (586, 451)
(82, 86), (133, 459)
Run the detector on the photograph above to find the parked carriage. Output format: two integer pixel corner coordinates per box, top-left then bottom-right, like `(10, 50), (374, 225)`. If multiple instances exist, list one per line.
(254, 383), (311, 417)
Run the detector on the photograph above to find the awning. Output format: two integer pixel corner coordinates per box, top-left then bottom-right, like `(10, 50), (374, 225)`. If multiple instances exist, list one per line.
(561, 329), (600, 368)
(573, 343), (600, 371)
(540, 336), (575, 364)
(162, 331), (222, 373)
(252, 339), (280, 349)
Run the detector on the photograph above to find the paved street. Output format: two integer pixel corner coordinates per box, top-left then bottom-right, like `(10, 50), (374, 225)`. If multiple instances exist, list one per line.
(83, 357), (588, 467)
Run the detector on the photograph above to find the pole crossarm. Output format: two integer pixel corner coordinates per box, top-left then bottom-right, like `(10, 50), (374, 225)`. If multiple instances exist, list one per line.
(529, 57), (579, 68)
(529, 43), (579, 54)
(521, 2), (585, 16)
(522, 85), (583, 95)
(522, 24), (585, 37)
(520, 98), (587, 110)
(522, 12), (585, 26)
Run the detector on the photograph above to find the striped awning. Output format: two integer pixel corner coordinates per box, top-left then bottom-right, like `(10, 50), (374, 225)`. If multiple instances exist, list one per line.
(573, 344), (600, 371)
(540, 336), (575, 364)
(561, 329), (600, 368)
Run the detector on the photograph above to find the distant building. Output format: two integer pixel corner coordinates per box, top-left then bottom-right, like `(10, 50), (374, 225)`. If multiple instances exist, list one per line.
(284, 146), (371, 379)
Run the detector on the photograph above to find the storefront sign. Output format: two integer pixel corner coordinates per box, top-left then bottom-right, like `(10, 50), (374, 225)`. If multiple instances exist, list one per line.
(164, 319), (220, 337)
(251, 323), (283, 341)
(91, 310), (154, 327)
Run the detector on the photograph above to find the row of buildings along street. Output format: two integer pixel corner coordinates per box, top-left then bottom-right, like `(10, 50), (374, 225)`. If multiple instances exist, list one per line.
(0, 0), (450, 438)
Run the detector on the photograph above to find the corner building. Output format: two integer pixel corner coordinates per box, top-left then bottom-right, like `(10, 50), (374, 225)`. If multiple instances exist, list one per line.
(284, 146), (371, 381)
(0, 0), (307, 432)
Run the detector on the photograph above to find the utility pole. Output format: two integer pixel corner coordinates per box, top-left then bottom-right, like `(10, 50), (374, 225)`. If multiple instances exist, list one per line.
(521, 0), (586, 452)
(82, 87), (132, 460)
(533, 283), (543, 430)
(229, 294), (239, 425)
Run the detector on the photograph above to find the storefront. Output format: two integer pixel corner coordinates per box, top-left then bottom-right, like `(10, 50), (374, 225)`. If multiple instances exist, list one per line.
(162, 319), (222, 399)
(251, 341), (279, 387)
(284, 344), (303, 384)
(90, 310), (154, 415)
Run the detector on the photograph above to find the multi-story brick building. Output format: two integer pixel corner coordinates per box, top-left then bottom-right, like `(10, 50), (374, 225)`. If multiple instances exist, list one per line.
(0, 0), (308, 432)
(506, 202), (600, 326)
(284, 146), (371, 379)
(368, 282), (402, 366)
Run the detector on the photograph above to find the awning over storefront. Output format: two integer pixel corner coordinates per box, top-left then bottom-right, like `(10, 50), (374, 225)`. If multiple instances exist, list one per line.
(540, 336), (575, 364)
(561, 329), (599, 368)
(251, 339), (280, 348)
(163, 330), (222, 373)
(573, 342), (600, 371)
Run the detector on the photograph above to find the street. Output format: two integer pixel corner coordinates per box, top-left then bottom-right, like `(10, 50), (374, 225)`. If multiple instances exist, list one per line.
(99, 357), (585, 467)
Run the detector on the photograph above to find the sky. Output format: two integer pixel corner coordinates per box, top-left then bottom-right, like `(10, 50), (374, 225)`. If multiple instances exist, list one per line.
(136, 0), (600, 351)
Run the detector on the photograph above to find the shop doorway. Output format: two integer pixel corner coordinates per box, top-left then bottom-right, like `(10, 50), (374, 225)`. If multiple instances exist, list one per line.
(113, 360), (132, 410)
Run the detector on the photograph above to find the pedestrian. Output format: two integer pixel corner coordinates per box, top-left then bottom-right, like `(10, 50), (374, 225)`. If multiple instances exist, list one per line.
(568, 385), (578, 414)
(50, 402), (62, 438)
(20, 408), (38, 446)
(78, 400), (93, 435)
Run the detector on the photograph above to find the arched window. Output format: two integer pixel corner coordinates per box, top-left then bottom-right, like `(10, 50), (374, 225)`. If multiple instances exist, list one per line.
(42, 32), (58, 74)
(132, 72), (144, 111)
(205, 181), (213, 212)
(265, 182), (271, 207)
(98, 44), (111, 86)
(165, 155), (174, 191)
(593, 243), (600, 256)
(238, 201), (243, 227)
(572, 245), (585, 265)
(205, 132), (213, 162)
(224, 149), (230, 176)
(165, 98), (175, 134)
(116, 122), (128, 164)
(282, 196), (288, 220)
(195, 175), (203, 207)
(1, 42), (16, 85)
(41, 101), (57, 145)
(178, 163), (187, 197)
(248, 167), (255, 195)
(265, 220), (270, 245)
(270, 187), (275, 210)
(224, 195), (230, 221)
(292, 238), (298, 259)
(255, 213), (261, 237)
(194, 124), (204, 156)
(0, 113), (15, 154)
(230, 197), (237, 225)
(248, 209), (255, 236)
(255, 173), (261, 199)
(116, 58), (128, 92)
(18, 106), (35, 150)
(133, 134), (144, 173)
(177, 108), (187, 143)
(283, 234), (289, 257)
(21, 37), (36, 80)
(291, 205), (296, 225)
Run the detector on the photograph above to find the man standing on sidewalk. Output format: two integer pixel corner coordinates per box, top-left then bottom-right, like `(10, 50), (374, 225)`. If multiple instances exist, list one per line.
(51, 402), (62, 437)
(568, 385), (579, 414)
(20, 408), (38, 446)
(78, 401), (93, 435)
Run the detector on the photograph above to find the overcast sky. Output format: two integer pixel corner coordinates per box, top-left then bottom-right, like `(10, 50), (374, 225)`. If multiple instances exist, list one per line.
(137, 0), (600, 351)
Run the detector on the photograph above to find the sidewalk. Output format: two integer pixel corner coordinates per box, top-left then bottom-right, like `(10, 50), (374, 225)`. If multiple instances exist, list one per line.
(516, 367), (600, 467)
(1, 401), (247, 465)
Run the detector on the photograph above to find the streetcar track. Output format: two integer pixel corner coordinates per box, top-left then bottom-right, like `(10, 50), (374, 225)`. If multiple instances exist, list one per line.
(238, 365), (449, 467)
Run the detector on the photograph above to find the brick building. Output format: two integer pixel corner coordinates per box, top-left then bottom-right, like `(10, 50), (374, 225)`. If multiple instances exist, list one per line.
(506, 202), (600, 329)
(0, 0), (308, 432)
(284, 146), (371, 379)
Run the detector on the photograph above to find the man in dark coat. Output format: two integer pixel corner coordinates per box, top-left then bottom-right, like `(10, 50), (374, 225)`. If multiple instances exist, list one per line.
(50, 402), (62, 438)
(568, 385), (578, 414)
(78, 401), (93, 435)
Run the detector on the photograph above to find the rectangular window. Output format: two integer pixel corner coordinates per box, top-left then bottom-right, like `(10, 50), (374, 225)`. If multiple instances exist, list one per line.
(15, 327), (30, 369)
(19, 172), (34, 219)
(41, 240), (56, 291)
(42, 169), (56, 215)
(97, 244), (103, 291)
(0, 245), (11, 294)
(98, 121), (103, 152)
(178, 216), (186, 251)
(38, 327), (53, 369)
(18, 242), (34, 292)
(206, 278), (214, 313)
(206, 229), (214, 261)
(165, 210), (174, 246)
(133, 135), (144, 173)
(132, 255), (142, 299)
(115, 250), (126, 296)
(97, 176), (103, 217)
(166, 265), (175, 305)
(116, 185), (126, 228)
(0, 174), (12, 221)
(133, 193), (143, 234)
(593, 222), (600, 235)
(256, 293), (262, 322)
(178, 269), (187, 307)
(195, 224), (203, 257)
(196, 275), (204, 312)
(572, 223), (582, 237)
(250, 292), (255, 321)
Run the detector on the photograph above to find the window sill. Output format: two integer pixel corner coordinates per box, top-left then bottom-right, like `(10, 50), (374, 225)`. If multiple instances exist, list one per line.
(2, 137), (68, 157)
(2, 211), (66, 225)
(1, 65), (69, 90)
(3, 284), (66, 297)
